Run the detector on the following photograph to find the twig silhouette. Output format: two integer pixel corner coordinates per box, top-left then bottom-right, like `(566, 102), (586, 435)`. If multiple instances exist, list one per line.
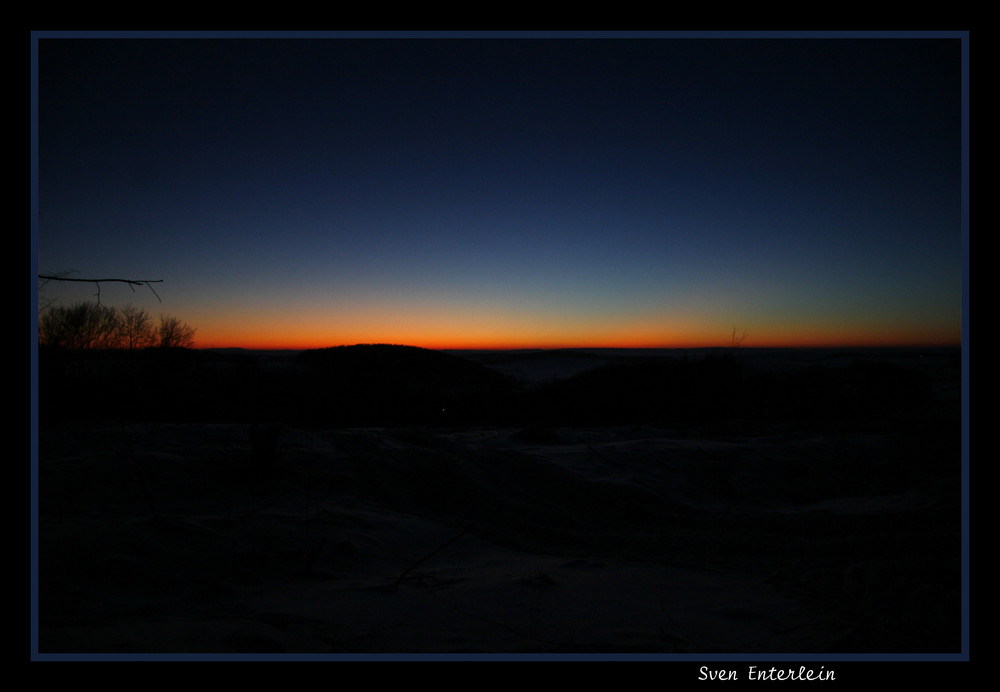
(38, 274), (164, 303)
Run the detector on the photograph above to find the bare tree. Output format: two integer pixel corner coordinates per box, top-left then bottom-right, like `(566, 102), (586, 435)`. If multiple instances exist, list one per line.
(117, 303), (156, 351)
(158, 315), (197, 348)
(729, 326), (748, 349)
(39, 301), (119, 350)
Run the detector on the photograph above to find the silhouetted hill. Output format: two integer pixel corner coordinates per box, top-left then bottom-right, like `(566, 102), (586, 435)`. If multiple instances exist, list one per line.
(36, 344), (957, 432)
(297, 344), (516, 390)
(292, 344), (522, 426)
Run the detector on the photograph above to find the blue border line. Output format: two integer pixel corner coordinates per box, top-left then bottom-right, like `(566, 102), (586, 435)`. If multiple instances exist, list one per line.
(30, 32), (41, 662)
(29, 651), (972, 662)
(960, 30), (971, 660)
(30, 29), (970, 40)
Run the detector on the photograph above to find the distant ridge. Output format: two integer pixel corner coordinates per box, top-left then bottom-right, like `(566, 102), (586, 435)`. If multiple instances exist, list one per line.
(296, 343), (519, 393)
(38, 341), (957, 428)
(202, 347), (303, 357)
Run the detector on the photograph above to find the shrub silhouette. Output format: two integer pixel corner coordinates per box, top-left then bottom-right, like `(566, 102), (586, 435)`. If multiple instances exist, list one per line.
(38, 301), (119, 350)
(157, 314), (197, 348)
(117, 303), (156, 350)
(37, 304), (200, 424)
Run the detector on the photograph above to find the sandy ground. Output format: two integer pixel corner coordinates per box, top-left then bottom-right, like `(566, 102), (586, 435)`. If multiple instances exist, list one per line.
(35, 418), (961, 657)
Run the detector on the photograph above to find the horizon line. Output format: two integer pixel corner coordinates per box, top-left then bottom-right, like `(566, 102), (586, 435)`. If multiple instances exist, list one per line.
(195, 342), (962, 353)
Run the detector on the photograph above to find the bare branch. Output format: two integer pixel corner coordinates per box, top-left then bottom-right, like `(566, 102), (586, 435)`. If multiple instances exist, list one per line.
(729, 326), (748, 349)
(37, 275), (164, 303)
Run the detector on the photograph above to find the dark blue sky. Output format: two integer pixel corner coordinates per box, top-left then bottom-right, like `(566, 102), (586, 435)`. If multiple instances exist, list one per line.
(34, 34), (964, 349)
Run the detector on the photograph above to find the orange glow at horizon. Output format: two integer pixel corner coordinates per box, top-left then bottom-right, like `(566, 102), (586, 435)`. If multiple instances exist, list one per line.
(181, 292), (961, 352)
(191, 322), (961, 352)
(37, 38), (964, 364)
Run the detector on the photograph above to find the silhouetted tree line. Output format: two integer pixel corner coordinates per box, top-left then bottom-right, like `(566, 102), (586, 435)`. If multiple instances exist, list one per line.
(38, 301), (196, 350)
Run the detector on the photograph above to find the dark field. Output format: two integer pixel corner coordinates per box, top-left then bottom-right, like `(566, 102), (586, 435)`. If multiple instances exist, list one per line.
(34, 345), (963, 656)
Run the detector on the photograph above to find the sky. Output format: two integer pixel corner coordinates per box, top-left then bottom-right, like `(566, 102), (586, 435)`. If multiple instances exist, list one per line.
(33, 33), (966, 351)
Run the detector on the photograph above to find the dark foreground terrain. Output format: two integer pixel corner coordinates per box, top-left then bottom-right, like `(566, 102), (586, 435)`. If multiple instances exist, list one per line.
(34, 345), (963, 655)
